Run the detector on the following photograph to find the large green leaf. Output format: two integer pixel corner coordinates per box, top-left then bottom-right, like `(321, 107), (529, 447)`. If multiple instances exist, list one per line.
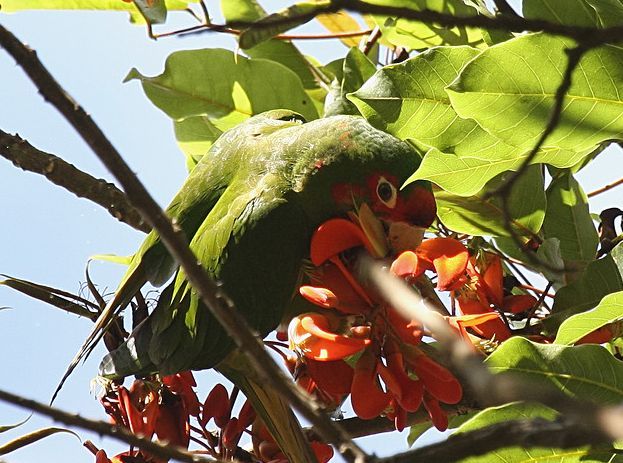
(435, 165), (545, 238)
(125, 48), (318, 131)
(555, 291), (623, 345)
(542, 173), (599, 277)
(221, 0), (319, 91)
(0, 0), (190, 12)
(448, 33), (623, 153)
(545, 255), (623, 332)
(455, 402), (618, 463)
(325, 47), (376, 117)
(406, 145), (589, 196)
(611, 241), (623, 279)
(348, 46), (482, 150)
(237, 1), (329, 49)
(173, 115), (222, 171)
(366, 0), (485, 50)
(523, 0), (623, 27)
(486, 337), (623, 404)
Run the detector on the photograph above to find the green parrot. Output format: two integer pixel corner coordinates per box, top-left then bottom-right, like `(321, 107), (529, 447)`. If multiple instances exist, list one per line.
(61, 110), (436, 462)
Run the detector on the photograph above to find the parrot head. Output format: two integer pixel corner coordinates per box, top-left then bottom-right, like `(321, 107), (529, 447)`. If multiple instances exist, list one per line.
(284, 114), (436, 252)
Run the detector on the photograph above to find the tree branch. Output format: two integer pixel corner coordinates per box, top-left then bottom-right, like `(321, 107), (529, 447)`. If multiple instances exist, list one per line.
(0, 24), (367, 463)
(0, 130), (149, 234)
(227, 0), (623, 45)
(0, 388), (221, 463)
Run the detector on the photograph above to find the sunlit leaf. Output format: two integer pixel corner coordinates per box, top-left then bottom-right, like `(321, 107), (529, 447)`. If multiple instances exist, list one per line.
(132, 0), (166, 24)
(222, 0), (319, 90)
(448, 33), (623, 153)
(0, 0), (190, 12)
(237, 1), (331, 49)
(349, 46), (482, 151)
(317, 11), (364, 48)
(545, 255), (623, 332)
(454, 402), (618, 462)
(366, 0), (484, 50)
(486, 337), (623, 404)
(125, 48), (318, 131)
(523, 0), (623, 27)
(555, 291), (623, 345)
(435, 165), (545, 238)
(542, 172), (599, 278)
(325, 47), (376, 116)
(173, 115), (223, 171)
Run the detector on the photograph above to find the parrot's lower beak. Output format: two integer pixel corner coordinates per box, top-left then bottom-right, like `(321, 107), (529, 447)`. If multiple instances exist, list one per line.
(353, 203), (426, 258)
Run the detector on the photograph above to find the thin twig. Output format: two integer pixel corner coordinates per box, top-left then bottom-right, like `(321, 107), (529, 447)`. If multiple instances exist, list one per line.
(0, 24), (368, 463)
(0, 130), (149, 233)
(588, 176), (623, 198)
(0, 388), (221, 463)
(155, 21), (371, 41)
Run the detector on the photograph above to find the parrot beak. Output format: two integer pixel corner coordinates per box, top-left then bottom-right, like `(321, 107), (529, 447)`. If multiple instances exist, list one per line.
(382, 184), (437, 255)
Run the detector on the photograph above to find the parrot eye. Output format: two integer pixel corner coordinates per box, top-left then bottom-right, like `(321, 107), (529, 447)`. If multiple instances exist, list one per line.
(376, 177), (397, 208)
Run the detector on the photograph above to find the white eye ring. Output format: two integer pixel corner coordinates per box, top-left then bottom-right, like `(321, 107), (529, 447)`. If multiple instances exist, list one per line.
(376, 177), (397, 209)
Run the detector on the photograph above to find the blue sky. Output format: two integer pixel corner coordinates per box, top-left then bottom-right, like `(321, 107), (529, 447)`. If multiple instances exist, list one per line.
(0, 1), (621, 462)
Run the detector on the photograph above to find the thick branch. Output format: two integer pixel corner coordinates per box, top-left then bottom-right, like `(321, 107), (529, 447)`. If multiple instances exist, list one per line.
(0, 24), (367, 463)
(379, 417), (612, 463)
(0, 388), (220, 463)
(228, 0), (623, 45)
(0, 130), (149, 233)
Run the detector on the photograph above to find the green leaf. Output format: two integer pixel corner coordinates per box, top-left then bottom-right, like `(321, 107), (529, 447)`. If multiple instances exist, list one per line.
(325, 47), (376, 116)
(0, 428), (79, 455)
(0, 275), (98, 320)
(545, 255), (623, 332)
(173, 115), (222, 171)
(132, 0), (166, 24)
(367, 0), (485, 50)
(543, 172), (599, 280)
(125, 49), (318, 131)
(486, 337), (623, 404)
(523, 0), (623, 27)
(555, 291), (623, 345)
(0, 0), (190, 12)
(349, 46), (483, 151)
(456, 402), (557, 433)
(435, 165), (545, 238)
(611, 241), (623, 279)
(407, 412), (474, 447)
(408, 142), (591, 196)
(221, 0), (319, 91)
(237, 1), (330, 50)
(448, 33), (623, 153)
(454, 402), (618, 463)
(316, 11), (364, 48)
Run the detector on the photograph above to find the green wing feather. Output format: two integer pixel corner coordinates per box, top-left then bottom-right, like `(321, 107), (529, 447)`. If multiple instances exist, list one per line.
(56, 110), (306, 400)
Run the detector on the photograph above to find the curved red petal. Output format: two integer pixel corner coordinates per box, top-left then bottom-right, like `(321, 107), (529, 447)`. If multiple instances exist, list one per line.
(311, 441), (335, 463)
(416, 238), (469, 291)
(390, 251), (426, 279)
(201, 383), (230, 428)
(503, 294), (538, 314)
(305, 358), (354, 394)
(299, 286), (340, 309)
(423, 394), (448, 431)
(410, 354), (462, 405)
(481, 254), (504, 306)
(310, 219), (369, 266)
(351, 352), (390, 420)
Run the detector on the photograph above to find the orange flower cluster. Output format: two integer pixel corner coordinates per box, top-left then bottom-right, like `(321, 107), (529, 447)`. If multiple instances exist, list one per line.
(95, 372), (199, 463)
(287, 218), (539, 432)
